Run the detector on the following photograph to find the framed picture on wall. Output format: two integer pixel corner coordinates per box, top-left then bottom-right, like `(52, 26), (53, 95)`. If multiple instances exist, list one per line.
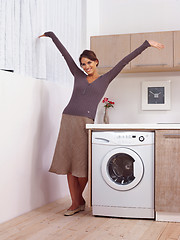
(142, 80), (171, 110)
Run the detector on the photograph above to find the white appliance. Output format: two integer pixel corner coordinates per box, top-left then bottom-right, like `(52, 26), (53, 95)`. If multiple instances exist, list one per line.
(92, 131), (154, 219)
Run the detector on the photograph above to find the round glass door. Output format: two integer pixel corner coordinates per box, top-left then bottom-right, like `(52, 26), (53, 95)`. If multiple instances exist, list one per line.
(101, 148), (144, 191)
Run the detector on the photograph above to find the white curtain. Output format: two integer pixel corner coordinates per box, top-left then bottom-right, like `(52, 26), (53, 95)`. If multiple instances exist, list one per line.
(45, 0), (83, 84)
(0, 0), (14, 71)
(0, 0), (83, 82)
(14, 0), (46, 78)
(0, 0), (46, 78)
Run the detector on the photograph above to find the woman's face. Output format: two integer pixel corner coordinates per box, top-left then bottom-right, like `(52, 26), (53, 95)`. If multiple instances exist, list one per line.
(81, 57), (98, 75)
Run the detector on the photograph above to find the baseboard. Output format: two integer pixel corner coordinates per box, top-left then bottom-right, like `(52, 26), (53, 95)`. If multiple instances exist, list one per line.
(156, 211), (180, 222)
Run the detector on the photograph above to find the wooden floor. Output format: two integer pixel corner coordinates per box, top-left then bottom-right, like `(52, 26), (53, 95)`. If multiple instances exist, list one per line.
(1, 196), (180, 240)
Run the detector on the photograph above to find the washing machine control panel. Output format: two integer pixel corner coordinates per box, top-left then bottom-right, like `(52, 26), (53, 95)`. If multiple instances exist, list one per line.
(92, 131), (154, 145)
(115, 134), (147, 144)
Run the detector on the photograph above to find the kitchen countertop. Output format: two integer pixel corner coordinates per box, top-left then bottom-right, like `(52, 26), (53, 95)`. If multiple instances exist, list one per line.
(86, 123), (180, 130)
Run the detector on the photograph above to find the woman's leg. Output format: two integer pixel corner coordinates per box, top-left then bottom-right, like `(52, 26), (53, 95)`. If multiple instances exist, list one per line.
(78, 177), (88, 205)
(67, 173), (80, 210)
(67, 173), (88, 210)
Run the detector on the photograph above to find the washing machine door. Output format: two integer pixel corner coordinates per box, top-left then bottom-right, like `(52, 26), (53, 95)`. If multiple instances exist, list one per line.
(101, 147), (144, 191)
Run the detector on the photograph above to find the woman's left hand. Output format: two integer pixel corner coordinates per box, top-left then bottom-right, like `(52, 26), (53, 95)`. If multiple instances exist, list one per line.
(148, 40), (164, 50)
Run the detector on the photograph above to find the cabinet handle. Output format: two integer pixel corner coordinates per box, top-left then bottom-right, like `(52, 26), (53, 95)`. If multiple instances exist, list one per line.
(135, 64), (168, 67)
(98, 63), (168, 68)
(163, 134), (180, 138)
(98, 66), (113, 68)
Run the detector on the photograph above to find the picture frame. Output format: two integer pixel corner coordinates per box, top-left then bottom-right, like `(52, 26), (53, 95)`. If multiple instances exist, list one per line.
(141, 80), (171, 110)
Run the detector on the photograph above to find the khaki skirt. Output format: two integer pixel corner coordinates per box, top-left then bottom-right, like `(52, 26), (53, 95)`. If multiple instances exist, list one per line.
(49, 114), (94, 177)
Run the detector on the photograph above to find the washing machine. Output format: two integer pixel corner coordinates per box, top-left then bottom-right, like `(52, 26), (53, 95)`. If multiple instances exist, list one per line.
(92, 131), (154, 219)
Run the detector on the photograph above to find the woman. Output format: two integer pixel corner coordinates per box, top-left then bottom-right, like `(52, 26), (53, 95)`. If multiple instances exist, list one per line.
(39, 32), (164, 216)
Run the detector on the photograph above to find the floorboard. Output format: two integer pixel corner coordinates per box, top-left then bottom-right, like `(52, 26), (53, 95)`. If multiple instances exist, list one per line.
(0, 196), (180, 240)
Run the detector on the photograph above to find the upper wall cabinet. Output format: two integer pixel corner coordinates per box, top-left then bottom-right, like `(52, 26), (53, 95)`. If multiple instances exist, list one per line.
(90, 34), (130, 74)
(174, 31), (180, 70)
(131, 32), (173, 72)
(90, 31), (179, 73)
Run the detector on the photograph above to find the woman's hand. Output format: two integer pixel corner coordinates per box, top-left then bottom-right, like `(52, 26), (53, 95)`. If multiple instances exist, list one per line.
(38, 34), (46, 38)
(148, 40), (164, 50)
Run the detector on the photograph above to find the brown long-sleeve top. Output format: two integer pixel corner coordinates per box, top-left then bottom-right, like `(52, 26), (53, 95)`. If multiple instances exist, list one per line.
(45, 32), (150, 120)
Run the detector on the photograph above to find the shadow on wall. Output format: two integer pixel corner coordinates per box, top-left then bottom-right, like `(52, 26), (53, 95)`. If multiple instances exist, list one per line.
(29, 82), (69, 210)
(0, 71), (70, 223)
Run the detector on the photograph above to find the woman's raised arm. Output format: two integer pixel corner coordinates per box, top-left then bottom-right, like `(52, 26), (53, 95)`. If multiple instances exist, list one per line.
(38, 32), (81, 77)
(103, 40), (164, 83)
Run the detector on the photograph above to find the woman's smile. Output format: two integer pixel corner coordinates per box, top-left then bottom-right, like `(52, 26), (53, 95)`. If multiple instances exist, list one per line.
(81, 57), (98, 75)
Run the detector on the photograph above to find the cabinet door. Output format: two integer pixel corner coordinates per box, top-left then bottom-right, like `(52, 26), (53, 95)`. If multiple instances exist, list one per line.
(90, 34), (130, 74)
(174, 31), (180, 70)
(155, 130), (180, 212)
(131, 32), (173, 72)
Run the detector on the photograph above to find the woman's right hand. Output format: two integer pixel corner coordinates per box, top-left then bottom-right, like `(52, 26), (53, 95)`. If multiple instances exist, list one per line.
(38, 32), (54, 39)
(38, 34), (46, 38)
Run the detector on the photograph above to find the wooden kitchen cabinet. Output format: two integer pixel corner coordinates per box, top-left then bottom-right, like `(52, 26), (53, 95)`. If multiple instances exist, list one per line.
(90, 31), (180, 73)
(90, 34), (131, 74)
(174, 31), (180, 70)
(155, 130), (180, 213)
(131, 31), (173, 72)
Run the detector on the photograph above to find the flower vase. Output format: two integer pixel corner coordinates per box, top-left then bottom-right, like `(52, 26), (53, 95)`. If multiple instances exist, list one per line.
(103, 108), (109, 124)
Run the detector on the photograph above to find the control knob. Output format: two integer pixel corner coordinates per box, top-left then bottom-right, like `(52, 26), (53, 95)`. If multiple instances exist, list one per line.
(139, 136), (145, 142)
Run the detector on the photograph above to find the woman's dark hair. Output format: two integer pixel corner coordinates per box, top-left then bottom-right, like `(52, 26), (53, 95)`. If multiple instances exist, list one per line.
(79, 50), (99, 66)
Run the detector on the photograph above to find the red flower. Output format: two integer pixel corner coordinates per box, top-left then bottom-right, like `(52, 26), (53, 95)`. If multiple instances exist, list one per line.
(103, 97), (108, 103)
(102, 97), (115, 108)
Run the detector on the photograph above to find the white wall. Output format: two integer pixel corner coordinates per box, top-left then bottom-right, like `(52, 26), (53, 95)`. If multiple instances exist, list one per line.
(86, 0), (180, 124)
(95, 72), (180, 124)
(0, 70), (70, 224)
(85, 0), (100, 47)
(98, 0), (180, 35)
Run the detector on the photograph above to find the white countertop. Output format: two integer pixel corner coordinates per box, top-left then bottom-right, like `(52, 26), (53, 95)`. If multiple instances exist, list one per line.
(86, 123), (180, 130)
